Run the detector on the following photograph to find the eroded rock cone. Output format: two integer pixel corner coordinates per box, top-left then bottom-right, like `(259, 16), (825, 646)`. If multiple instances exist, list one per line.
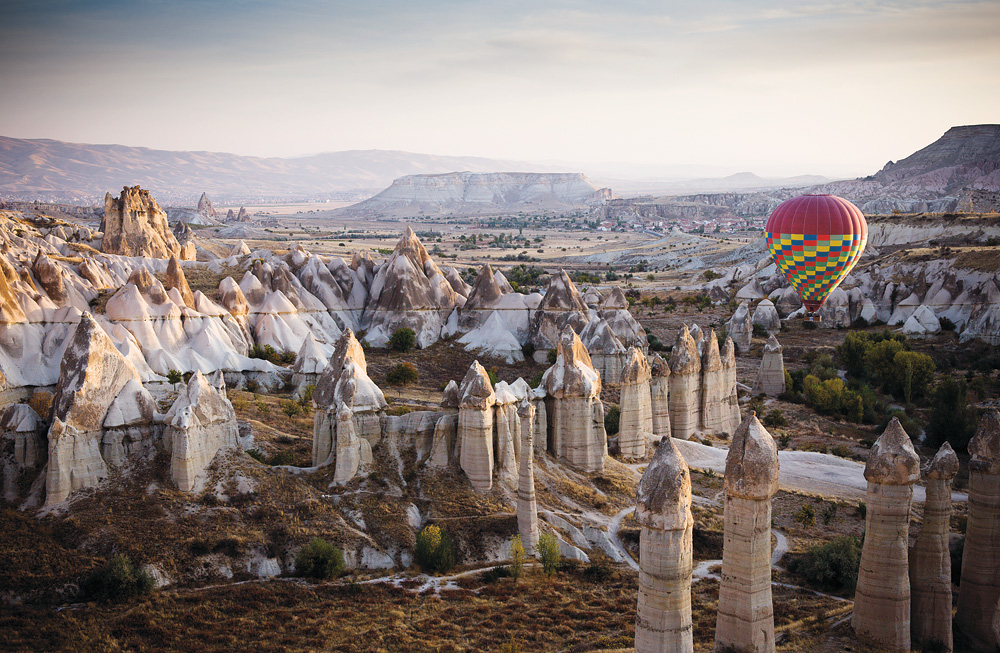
(715, 412), (779, 653)
(46, 312), (143, 505)
(635, 437), (694, 653)
(166, 371), (238, 493)
(542, 325), (606, 472)
(727, 301), (752, 353)
(619, 347), (653, 459)
(668, 325), (701, 440)
(910, 442), (959, 652)
(753, 335), (786, 397)
(852, 417), (920, 651)
(528, 270), (589, 351)
(165, 255), (196, 309)
(957, 409), (1000, 651)
(458, 360), (495, 492)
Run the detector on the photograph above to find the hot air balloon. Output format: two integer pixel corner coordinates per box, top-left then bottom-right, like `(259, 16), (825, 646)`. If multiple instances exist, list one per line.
(766, 194), (867, 320)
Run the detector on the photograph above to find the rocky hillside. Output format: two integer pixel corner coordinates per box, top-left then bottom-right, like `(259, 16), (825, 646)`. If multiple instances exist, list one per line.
(0, 136), (567, 204)
(336, 172), (612, 217)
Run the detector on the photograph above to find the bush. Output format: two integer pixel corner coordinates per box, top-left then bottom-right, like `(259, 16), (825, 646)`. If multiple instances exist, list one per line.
(388, 327), (416, 352)
(479, 565), (511, 583)
(256, 399), (270, 414)
(604, 404), (621, 436)
(244, 379), (259, 393)
(794, 503), (816, 526)
(281, 400), (303, 417)
(81, 554), (155, 602)
(167, 369), (183, 385)
(761, 409), (788, 428)
(298, 384), (315, 407)
(415, 525), (456, 574)
(583, 560), (613, 582)
(547, 349), (558, 364)
(926, 376), (979, 452)
(537, 532), (561, 576)
(487, 366), (499, 386)
(530, 370), (544, 389)
(509, 535), (525, 582)
(386, 362), (419, 385)
(295, 538), (345, 579)
(787, 536), (861, 592)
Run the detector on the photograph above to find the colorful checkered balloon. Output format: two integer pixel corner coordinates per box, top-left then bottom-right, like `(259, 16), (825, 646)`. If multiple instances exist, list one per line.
(765, 194), (867, 313)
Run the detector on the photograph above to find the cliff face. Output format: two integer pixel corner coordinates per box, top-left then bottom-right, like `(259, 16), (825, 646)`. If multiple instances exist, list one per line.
(338, 172), (611, 216)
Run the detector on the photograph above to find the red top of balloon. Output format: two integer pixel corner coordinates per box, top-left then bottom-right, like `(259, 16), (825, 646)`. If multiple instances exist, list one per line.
(766, 194), (867, 242)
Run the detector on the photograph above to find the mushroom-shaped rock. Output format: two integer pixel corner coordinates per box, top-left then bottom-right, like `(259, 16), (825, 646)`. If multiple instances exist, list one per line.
(715, 412), (780, 653)
(541, 326), (606, 472)
(853, 417), (920, 651)
(668, 326), (701, 441)
(752, 335), (785, 397)
(751, 299), (780, 334)
(700, 331), (734, 437)
(910, 442), (959, 652)
(458, 361), (496, 492)
(635, 437), (694, 653)
(957, 409), (1000, 650)
(619, 347), (653, 459)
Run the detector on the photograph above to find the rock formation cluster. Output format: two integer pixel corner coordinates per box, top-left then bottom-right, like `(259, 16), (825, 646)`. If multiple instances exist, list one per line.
(101, 186), (187, 260)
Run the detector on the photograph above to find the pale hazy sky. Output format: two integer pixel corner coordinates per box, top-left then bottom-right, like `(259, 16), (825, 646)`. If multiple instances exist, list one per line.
(2, 0), (998, 177)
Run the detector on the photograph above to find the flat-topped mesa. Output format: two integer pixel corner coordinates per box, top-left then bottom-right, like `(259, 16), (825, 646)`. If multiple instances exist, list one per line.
(458, 360), (496, 492)
(853, 417), (921, 651)
(291, 332), (328, 396)
(753, 334), (786, 397)
(46, 312), (143, 505)
(910, 442), (959, 652)
(957, 409), (1000, 650)
(516, 397), (539, 554)
(619, 347), (654, 460)
(727, 301), (752, 354)
(635, 437), (694, 653)
(649, 353), (671, 439)
(101, 186), (186, 260)
(361, 226), (457, 348)
(668, 325), (701, 440)
(166, 371), (239, 493)
(165, 255), (195, 309)
(528, 270), (590, 352)
(716, 412), (780, 653)
(312, 328), (386, 468)
(542, 326), (607, 472)
(581, 317), (627, 385)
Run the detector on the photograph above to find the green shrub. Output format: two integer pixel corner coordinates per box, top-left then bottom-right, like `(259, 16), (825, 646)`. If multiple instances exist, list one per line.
(295, 538), (345, 579)
(281, 399), (303, 417)
(244, 379), (259, 393)
(415, 525), (456, 574)
(509, 535), (525, 582)
(537, 532), (561, 576)
(487, 366), (499, 386)
(787, 536), (861, 592)
(298, 384), (315, 407)
(926, 376), (979, 452)
(777, 433), (792, 449)
(547, 349), (558, 364)
(386, 362), (419, 385)
(479, 565), (511, 583)
(388, 327), (416, 352)
(604, 404), (621, 437)
(167, 369), (183, 385)
(761, 409), (788, 428)
(268, 451), (295, 466)
(583, 560), (613, 582)
(530, 370), (544, 389)
(822, 504), (838, 525)
(794, 503), (816, 526)
(246, 448), (267, 463)
(81, 554), (155, 602)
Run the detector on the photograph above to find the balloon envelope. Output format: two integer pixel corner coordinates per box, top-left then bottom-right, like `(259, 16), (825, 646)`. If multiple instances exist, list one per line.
(766, 194), (867, 313)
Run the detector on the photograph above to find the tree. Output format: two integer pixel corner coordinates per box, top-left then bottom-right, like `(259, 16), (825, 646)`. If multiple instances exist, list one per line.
(926, 376), (979, 451)
(509, 535), (525, 582)
(295, 538), (345, 579)
(415, 525), (456, 574)
(386, 362), (418, 385)
(537, 532), (561, 576)
(81, 554), (155, 602)
(388, 327), (417, 352)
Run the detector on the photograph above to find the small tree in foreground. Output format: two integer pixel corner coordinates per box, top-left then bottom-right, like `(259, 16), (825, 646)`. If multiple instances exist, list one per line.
(787, 535), (861, 593)
(415, 525), (456, 574)
(386, 362), (419, 386)
(81, 554), (155, 602)
(509, 535), (525, 582)
(537, 532), (561, 576)
(388, 327), (416, 352)
(295, 538), (345, 579)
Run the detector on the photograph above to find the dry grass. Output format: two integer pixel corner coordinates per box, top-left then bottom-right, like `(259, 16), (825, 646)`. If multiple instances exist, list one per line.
(954, 247), (1000, 271)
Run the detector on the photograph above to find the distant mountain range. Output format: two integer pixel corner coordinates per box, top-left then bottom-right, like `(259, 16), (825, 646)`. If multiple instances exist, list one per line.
(0, 137), (570, 205)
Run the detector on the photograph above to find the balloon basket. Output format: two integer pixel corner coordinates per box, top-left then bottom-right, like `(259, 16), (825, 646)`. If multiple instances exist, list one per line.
(803, 313), (822, 323)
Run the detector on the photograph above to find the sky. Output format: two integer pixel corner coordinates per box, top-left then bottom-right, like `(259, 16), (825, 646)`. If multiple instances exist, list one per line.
(1, 0), (998, 178)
